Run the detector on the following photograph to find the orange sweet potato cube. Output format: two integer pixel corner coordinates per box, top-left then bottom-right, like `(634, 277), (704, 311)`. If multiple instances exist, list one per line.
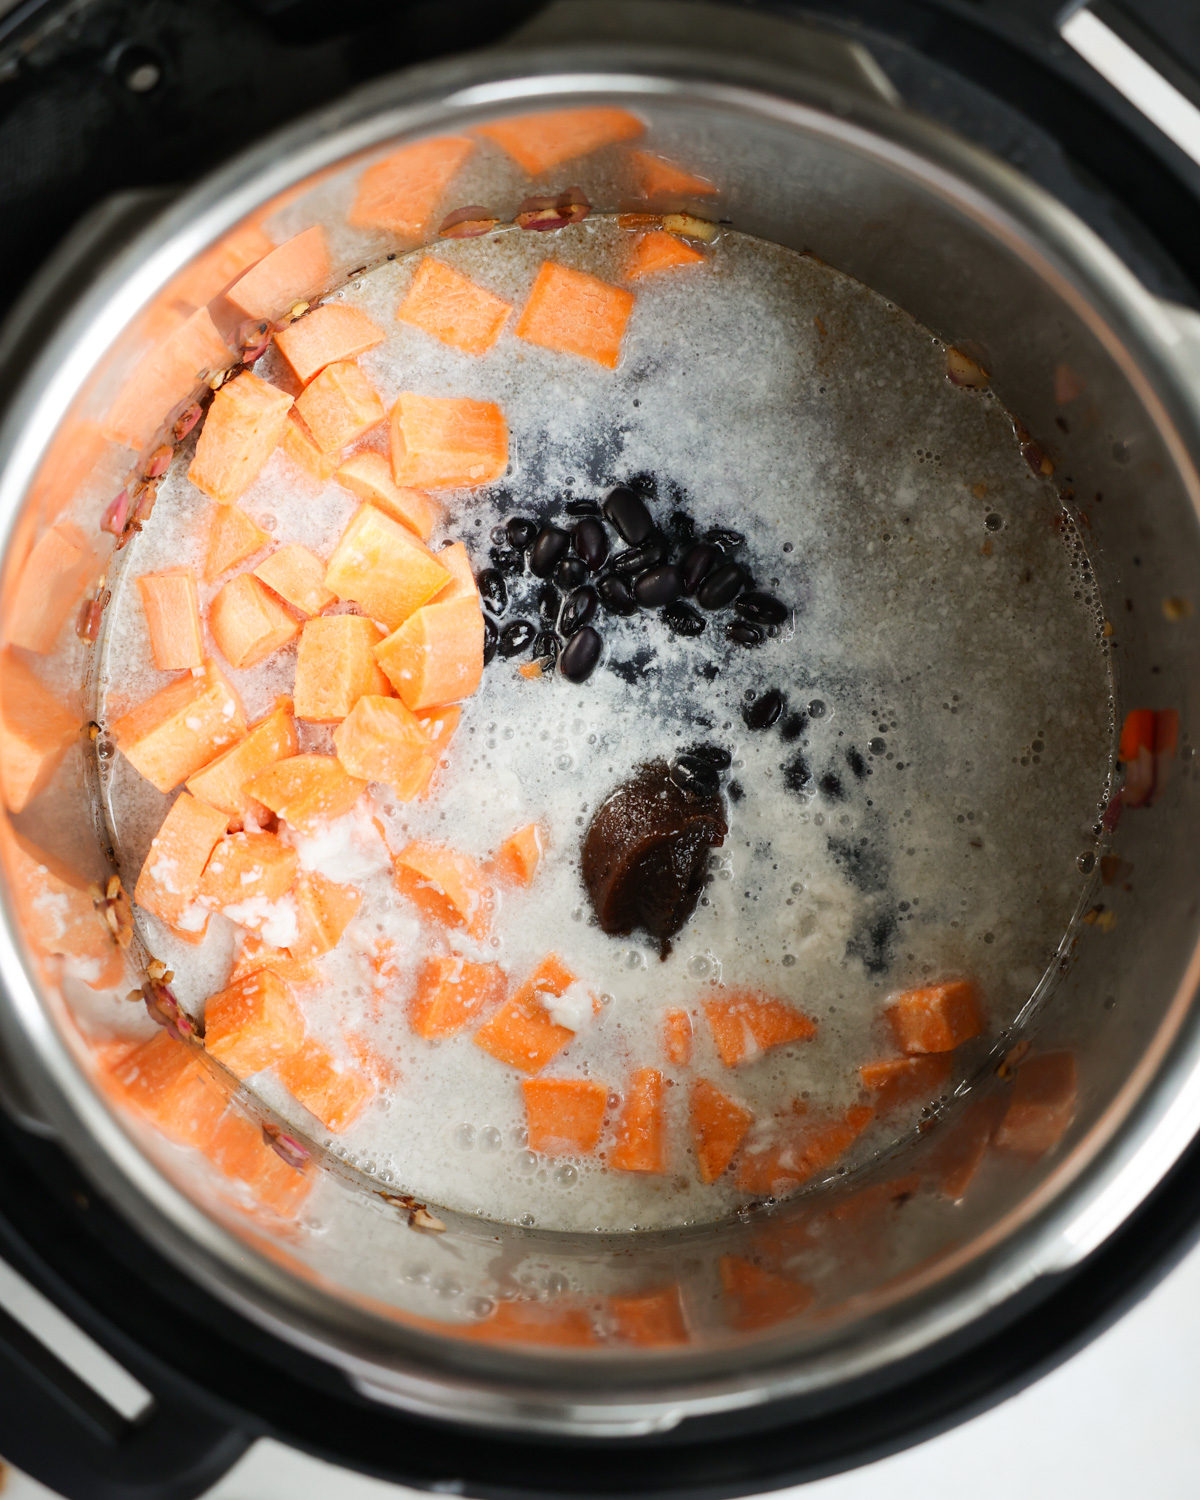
(428, 541), (478, 604)
(204, 968), (306, 1077)
(281, 413), (339, 484)
(226, 225), (332, 320)
(397, 256), (511, 356)
(515, 262), (634, 369)
(348, 136), (475, 235)
(333, 695), (437, 799)
(243, 754), (366, 834)
(103, 307), (232, 451)
(689, 1078), (752, 1184)
(3, 824), (123, 988)
(0, 649), (77, 813)
(719, 1257), (812, 1332)
(887, 980), (984, 1055)
(187, 371), (294, 504)
(197, 830), (298, 911)
(335, 451), (439, 540)
(323, 504), (449, 629)
(664, 1009), (693, 1067)
(609, 1286), (688, 1347)
(411, 703), (460, 799)
(736, 1106), (873, 1197)
(490, 823), (544, 887)
(392, 839), (489, 939)
(185, 699), (298, 828)
(203, 504), (270, 583)
(288, 871), (361, 960)
(277, 1037), (373, 1132)
(229, 933), (318, 990)
(860, 1054), (953, 1114)
(627, 229), (706, 281)
(112, 660), (246, 793)
(274, 303), (385, 384)
(166, 222), (274, 309)
(293, 361), (384, 454)
(137, 568), (204, 671)
(477, 107), (642, 174)
(995, 1051), (1077, 1156)
(373, 597), (483, 711)
(9, 522), (97, 654)
(208, 573), (299, 669)
(629, 150), (716, 198)
(703, 991), (817, 1067)
(253, 544), (335, 618)
(205, 1108), (312, 1216)
(523, 1077), (608, 1155)
(610, 1068), (666, 1173)
(410, 955), (506, 1038)
(389, 393), (508, 490)
(111, 1031), (228, 1147)
(134, 791), (229, 938)
(474, 955), (579, 1073)
(293, 615), (390, 722)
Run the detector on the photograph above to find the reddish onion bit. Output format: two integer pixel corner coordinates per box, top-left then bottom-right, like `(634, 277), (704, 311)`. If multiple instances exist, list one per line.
(142, 978), (200, 1041)
(515, 188), (590, 232)
(379, 1189), (446, 1232)
(131, 480), (159, 526)
(262, 1125), (310, 1170)
(172, 402), (203, 441)
(945, 346), (990, 389)
(438, 205), (500, 239)
(1022, 440), (1055, 477)
(144, 443), (173, 480)
(1101, 792), (1123, 832)
(100, 488), (130, 536)
(76, 591), (106, 642)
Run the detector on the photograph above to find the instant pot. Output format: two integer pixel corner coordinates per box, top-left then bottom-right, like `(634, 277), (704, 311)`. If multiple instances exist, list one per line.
(2, 2), (1200, 1496)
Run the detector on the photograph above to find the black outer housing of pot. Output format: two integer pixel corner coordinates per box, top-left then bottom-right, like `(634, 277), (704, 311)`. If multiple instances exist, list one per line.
(2, 0), (1200, 1495)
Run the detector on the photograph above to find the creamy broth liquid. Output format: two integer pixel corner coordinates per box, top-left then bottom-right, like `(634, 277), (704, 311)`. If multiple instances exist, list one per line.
(99, 220), (1113, 1231)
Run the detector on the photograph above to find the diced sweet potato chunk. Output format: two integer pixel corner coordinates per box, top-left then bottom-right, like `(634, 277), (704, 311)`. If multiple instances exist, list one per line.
(134, 792), (229, 939)
(703, 991), (817, 1067)
(187, 371), (294, 504)
(860, 1053), (953, 1114)
(523, 1077), (608, 1155)
(477, 108), (643, 174)
(166, 223), (274, 310)
(208, 573), (299, 669)
(515, 262), (634, 369)
(333, 694), (437, 799)
(469, 1298), (598, 1347)
(348, 136), (475, 235)
(928, 1095), (1005, 1200)
(9, 522), (97, 653)
(112, 1031), (228, 1146)
(474, 955), (578, 1073)
(411, 703), (460, 799)
(995, 1051), (1077, 1156)
(243, 754), (366, 834)
(204, 968), (305, 1077)
(281, 413), (339, 484)
(137, 568), (204, 670)
(609, 1286), (688, 1346)
(689, 1078), (752, 1183)
(0, 649), (77, 812)
(324, 504), (449, 629)
(719, 1257), (812, 1331)
(887, 980), (983, 1055)
(274, 303), (384, 384)
(428, 541), (478, 604)
(389, 393), (508, 490)
(397, 256), (511, 356)
(627, 229), (705, 281)
(490, 823), (543, 887)
(736, 1105), (873, 1196)
(112, 660), (245, 793)
(226, 226), (332, 320)
(629, 150), (716, 198)
(294, 361), (384, 454)
(229, 933), (317, 990)
(3, 824), (122, 987)
(104, 308), (231, 451)
(253, 544), (335, 618)
(186, 699), (297, 829)
(610, 1068), (666, 1173)
(410, 955), (505, 1038)
(198, 830), (297, 913)
(294, 615), (389, 722)
(373, 597), (483, 711)
(203, 504), (270, 583)
(664, 1009), (693, 1067)
(277, 1037), (373, 1132)
(392, 839), (489, 938)
(335, 451), (439, 540)
(205, 1108), (312, 1216)
(288, 871), (361, 960)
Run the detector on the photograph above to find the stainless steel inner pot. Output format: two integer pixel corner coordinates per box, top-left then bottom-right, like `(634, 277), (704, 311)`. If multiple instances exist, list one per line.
(1, 0), (1199, 1441)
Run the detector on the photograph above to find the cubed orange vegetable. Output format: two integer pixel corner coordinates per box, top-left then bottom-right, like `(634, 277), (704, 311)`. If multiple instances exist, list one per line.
(336, 451), (438, 540)
(208, 572), (299, 669)
(28, 418), (122, 526)
(8, 522), (97, 654)
(288, 871), (361, 960)
(474, 955), (579, 1073)
(137, 568), (204, 670)
(226, 225), (332, 320)
(410, 955), (506, 1038)
(995, 1051), (1077, 1156)
(689, 1077), (752, 1183)
(104, 307), (231, 451)
(469, 1298), (598, 1348)
(389, 393), (508, 490)
(281, 413), (339, 484)
(719, 1257), (812, 1331)
(887, 980), (983, 1055)
(523, 1077), (608, 1155)
(411, 703), (461, 798)
(348, 136), (475, 235)
(204, 968), (305, 1077)
(112, 660), (245, 793)
(332, 694), (437, 799)
(277, 1037), (374, 1131)
(1119, 707), (1156, 762)
(203, 504), (270, 583)
(186, 699), (297, 829)
(703, 991), (817, 1067)
(860, 1053), (953, 1114)
(324, 504), (449, 630)
(477, 107), (643, 174)
(397, 256), (511, 356)
(294, 361), (384, 454)
(610, 1068), (666, 1173)
(627, 228), (706, 281)
(205, 1108), (312, 1216)
(187, 371), (294, 504)
(490, 823), (543, 886)
(134, 792), (228, 938)
(515, 262), (634, 369)
(392, 839), (489, 938)
(197, 830), (298, 911)
(228, 933), (318, 990)
(736, 1105), (874, 1196)
(166, 222), (274, 309)
(274, 303), (385, 384)
(629, 150), (716, 198)
(373, 597), (483, 711)
(428, 541), (478, 604)
(3, 824), (122, 988)
(609, 1286), (688, 1346)
(664, 1009), (693, 1067)
(293, 615), (389, 722)
(0, 649), (77, 812)
(243, 754), (366, 834)
(253, 544), (335, 618)
(111, 1031), (227, 1147)
(928, 1095), (1005, 1200)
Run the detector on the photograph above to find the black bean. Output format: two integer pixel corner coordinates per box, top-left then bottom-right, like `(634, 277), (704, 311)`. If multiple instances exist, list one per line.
(477, 568), (508, 615)
(743, 688), (785, 731)
(530, 524), (571, 577)
(634, 564), (683, 608)
(489, 546), (523, 575)
(506, 516), (537, 549)
(597, 573), (638, 615)
(727, 779), (745, 802)
(696, 562), (747, 608)
(603, 485), (654, 544)
(561, 585), (599, 635)
(565, 498), (602, 517)
(780, 711), (806, 742)
(483, 613), (498, 664)
(847, 746), (867, 780)
(735, 590), (789, 626)
(531, 630), (559, 667)
(669, 511), (696, 543)
(537, 583), (561, 628)
(560, 625), (602, 682)
(726, 620), (764, 647)
(554, 555), (588, 591)
(669, 754), (720, 799)
(572, 517), (609, 571)
(498, 619), (536, 657)
(681, 541), (720, 595)
(819, 770), (845, 800)
(782, 752), (811, 793)
(612, 536), (667, 575)
(662, 599), (706, 636)
(705, 527), (746, 553)
(687, 743), (732, 769)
